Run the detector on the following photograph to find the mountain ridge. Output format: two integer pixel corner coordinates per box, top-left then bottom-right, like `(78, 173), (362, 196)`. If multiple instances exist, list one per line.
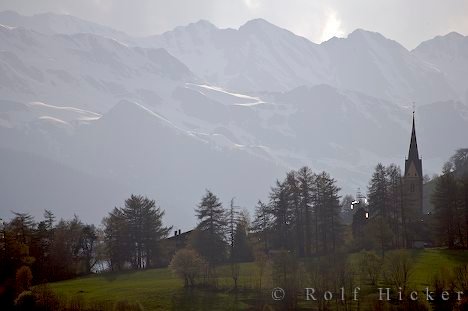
(1, 10), (467, 228)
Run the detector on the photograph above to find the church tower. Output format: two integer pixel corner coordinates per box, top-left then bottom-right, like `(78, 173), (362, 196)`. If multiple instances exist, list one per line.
(402, 112), (423, 216)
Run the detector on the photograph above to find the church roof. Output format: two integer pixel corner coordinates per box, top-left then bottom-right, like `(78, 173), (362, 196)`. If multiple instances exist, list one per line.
(405, 113), (422, 177)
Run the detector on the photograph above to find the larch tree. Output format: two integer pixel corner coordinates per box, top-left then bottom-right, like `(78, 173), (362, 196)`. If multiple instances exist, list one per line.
(297, 166), (315, 256)
(191, 190), (227, 264)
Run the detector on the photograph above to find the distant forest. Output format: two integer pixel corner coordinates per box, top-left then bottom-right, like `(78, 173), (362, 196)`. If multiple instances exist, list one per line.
(0, 149), (467, 309)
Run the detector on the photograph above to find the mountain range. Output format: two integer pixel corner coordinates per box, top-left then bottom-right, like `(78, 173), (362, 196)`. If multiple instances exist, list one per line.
(0, 11), (467, 229)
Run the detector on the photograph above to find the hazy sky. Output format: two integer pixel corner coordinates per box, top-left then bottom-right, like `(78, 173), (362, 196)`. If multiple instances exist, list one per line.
(0, 0), (467, 49)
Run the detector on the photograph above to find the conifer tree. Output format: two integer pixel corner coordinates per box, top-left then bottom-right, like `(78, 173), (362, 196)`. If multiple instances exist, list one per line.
(386, 164), (404, 248)
(191, 190), (227, 264)
(232, 211), (252, 262)
(297, 166), (315, 256)
(367, 163), (391, 255)
(121, 195), (170, 269)
(285, 171), (304, 256)
(104, 195), (171, 270)
(314, 172), (342, 254)
(269, 180), (294, 250)
(251, 200), (272, 252)
(432, 165), (460, 248)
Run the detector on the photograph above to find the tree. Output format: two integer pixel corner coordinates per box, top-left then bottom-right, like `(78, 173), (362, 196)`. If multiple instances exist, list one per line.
(169, 248), (206, 287)
(231, 211), (252, 262)
(367, 163), (391, 255)
(191, 190), (227, 264)
(450, 149), (468, 248)
(297, 167), (315, 256)
(285, 171), (304, 256)
(103, 208), (129, 271)
(45, 216), (98, 278)
(357, 251), (382, 285)
(121, 195), (171, 269)
(43, 210), (55, 231)
(460, 174), (468, 249)
(227, 198), (239, 260)
(79, 225), (97, 273)
(9, 213), (35, 245)
(368, 163), (389, 218)
(313, 172), (342, 254)
(252, 167), (342, 257)
(386, 164), (404, 248)
(384, 250), (413, 294)
(269, 180), (294, 250)
(104, 195), (171, 270)
(431, 165), (460, 248)
(251, 200), (272, 252)
(352, 205), (370, 250)
(340, 194), (355, 225)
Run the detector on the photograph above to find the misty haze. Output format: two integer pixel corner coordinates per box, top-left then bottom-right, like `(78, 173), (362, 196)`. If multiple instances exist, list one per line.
(0, 3), (468, 310)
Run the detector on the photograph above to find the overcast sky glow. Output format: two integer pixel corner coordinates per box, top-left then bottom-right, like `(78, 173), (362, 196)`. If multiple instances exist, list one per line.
(1, 0), (467, 49)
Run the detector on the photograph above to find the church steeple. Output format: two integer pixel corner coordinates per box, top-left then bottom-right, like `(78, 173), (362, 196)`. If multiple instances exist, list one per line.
(408, 112), (419, 160)
(405, 111), (422, 178)
(402, 109), (424, 229)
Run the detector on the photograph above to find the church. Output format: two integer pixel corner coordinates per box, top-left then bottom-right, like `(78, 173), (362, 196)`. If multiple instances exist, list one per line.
(402, 111), (425, 248)
(402, 112), (423, 215)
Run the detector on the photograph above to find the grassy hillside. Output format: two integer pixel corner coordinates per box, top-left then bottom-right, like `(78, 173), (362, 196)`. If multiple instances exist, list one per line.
(48, 249), (468, 310)
(49, 263), (261, 310)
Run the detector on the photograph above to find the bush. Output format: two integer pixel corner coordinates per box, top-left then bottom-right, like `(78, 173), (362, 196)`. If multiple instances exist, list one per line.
(358, 250), (382, 285)
(384, 250), (413, 293)
(15, 290), (36, 310)
(32, 284), (60, 311)
(169, 248), (207, 287)
(16, 266), (33, 294)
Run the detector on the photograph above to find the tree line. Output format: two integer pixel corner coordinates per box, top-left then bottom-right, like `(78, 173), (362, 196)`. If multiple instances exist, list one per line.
(431, 148), (468, 248)
(349, 148), (468, 254)
(1, 150), (468, 309)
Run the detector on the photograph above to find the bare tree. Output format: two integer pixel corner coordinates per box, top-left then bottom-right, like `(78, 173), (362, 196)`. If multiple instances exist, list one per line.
(384, 250), (413, 294)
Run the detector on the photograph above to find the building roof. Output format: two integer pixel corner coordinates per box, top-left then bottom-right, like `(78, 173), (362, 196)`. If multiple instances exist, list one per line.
(405, 113), (423, 177)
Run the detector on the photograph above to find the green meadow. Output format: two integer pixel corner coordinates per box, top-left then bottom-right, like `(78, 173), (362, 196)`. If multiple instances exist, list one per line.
(48, 248), (468, 310)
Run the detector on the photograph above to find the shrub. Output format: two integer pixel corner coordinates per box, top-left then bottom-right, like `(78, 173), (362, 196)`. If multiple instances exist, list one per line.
(384, 250), (413, 293)
(358, 250), (382, 285)
(15, 290), (36, 310)
(169, 248), (206, 287)
(16, 266), (33, 294)
(32, 284), (60, 311)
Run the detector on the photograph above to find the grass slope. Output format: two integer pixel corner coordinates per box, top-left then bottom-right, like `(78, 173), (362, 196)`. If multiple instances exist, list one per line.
(49, 249), (468, 310)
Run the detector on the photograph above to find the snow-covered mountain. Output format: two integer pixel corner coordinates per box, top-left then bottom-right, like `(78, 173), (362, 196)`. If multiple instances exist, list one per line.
(0, 10), (132, 43)
(321, 29), (457, 104)
(0, 11), (467, 228)
(413, 32), (468, 103)
(0, 24), (196, 112)
(1, 12), (460, 104)
(142, 19), (331, 93)
(142, 19), (458, 104)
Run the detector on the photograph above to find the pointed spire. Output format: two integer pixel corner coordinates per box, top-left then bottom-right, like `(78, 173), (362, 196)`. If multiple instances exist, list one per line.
(408, 112), (419, 160)
(405, 109), (422, 177)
